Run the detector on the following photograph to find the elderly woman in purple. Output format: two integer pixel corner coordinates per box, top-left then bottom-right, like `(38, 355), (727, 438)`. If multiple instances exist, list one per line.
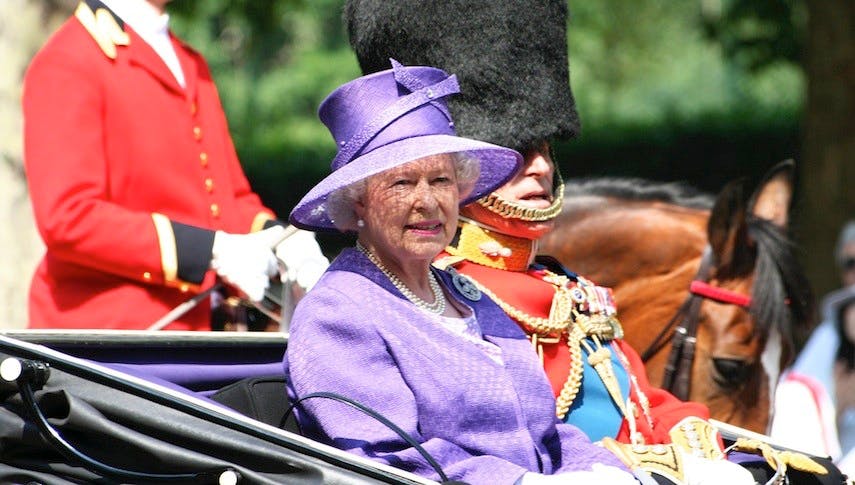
(284, 61), (639, 484)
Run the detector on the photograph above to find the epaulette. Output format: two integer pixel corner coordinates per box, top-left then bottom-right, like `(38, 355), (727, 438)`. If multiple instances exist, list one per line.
(533, 255), (579, 280)
(74, 0), (129, 59)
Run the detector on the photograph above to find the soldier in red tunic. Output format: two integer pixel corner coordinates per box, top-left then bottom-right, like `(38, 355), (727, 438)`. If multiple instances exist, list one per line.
(22, 0), (327, 330)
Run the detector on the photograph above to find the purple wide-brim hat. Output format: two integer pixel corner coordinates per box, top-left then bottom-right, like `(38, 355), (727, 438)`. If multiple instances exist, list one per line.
(289, 60), (522, 232)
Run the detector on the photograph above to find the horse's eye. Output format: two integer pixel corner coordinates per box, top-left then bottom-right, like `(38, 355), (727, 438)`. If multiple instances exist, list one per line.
(711, 358), (751, 387)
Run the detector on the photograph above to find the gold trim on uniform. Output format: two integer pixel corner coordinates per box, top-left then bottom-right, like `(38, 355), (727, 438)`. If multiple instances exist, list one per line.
(251, 212), (275, 233)
(601, 437), (687, 484)
(451, 262), (626, 419)
(731, 438), (827, 476)
(669, 417), (725, 460)
(446, 219), (536, 271)
(476, 178), (564, 222)
(446, 223), (653, 423)
(151, 213), (177, 284)
(74, 1), (130, 60)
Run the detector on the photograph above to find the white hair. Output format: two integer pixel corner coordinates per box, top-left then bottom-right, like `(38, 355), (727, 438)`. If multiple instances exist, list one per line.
(327, 153), (480, 232)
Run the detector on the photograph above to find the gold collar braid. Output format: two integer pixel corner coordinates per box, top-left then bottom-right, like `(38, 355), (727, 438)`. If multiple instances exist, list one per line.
(445, 219), (536, 272)
(476, 178), (564, 222)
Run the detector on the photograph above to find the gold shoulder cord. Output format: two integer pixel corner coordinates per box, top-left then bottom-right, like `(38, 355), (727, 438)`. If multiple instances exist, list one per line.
(462, 269), (632, 420)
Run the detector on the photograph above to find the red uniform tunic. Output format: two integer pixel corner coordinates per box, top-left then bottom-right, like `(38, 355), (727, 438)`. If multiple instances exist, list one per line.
(23, 3), (275, 329)
(438, 228), (709, 445)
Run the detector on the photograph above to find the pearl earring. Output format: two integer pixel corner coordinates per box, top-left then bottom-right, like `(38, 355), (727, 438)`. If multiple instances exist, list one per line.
(357, 219), (365, 228)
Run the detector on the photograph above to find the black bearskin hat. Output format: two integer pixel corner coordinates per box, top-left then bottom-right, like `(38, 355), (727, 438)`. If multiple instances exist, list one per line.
(344, 0), (580, 154)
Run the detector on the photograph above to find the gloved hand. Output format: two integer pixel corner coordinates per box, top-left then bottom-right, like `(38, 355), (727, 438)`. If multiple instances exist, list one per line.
(664, 416), (754, 484)
(600, 435), (753, 485)
(518, 464), (639, 485)
(680, 451), (755, 485)
(211, 226), (285, 301)
(274, 228), (329, 290)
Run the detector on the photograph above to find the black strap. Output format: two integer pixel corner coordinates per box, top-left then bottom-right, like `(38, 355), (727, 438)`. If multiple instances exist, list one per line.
(659, 247), (715, 400)
(284, 391), (459, 483)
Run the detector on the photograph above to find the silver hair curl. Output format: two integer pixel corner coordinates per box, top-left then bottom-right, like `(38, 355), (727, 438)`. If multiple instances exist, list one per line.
(327, 153), (480, 232)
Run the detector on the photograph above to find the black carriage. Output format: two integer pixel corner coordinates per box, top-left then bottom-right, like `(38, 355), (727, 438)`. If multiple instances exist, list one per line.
(0, 330), (436, 484)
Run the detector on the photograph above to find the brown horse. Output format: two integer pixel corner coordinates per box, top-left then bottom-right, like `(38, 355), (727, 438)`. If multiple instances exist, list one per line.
(540, 161), (815, 433)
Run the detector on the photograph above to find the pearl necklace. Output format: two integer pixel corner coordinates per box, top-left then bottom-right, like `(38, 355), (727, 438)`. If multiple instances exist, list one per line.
(356, 242), (446, 314)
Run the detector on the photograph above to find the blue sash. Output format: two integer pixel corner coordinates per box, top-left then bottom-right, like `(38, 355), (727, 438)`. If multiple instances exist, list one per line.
(563, 340), (630, 441)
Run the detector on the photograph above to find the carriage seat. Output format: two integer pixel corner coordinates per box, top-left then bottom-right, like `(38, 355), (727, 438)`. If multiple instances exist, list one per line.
(101, 362), (300, 433)
(210, 374), (300, 433)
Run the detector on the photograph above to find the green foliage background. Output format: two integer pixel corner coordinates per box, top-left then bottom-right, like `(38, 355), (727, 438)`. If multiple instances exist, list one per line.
(167, 0), (805, 221)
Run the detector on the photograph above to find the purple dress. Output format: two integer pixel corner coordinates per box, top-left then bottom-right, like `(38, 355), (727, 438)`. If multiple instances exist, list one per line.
(284, 248), (626, 483)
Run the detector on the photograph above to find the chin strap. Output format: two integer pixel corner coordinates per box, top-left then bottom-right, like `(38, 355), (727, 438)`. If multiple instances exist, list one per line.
(476, 177), (564, 222)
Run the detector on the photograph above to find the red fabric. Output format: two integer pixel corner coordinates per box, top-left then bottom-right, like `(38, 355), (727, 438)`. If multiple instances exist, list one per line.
(613, 340), (710, 443)
(23, 17), (274, 329)
(441, 254), (710, 444)
(689, 280), (751, 308)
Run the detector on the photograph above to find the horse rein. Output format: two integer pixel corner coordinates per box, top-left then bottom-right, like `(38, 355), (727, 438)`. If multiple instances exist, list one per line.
(639, 246), (753, 400)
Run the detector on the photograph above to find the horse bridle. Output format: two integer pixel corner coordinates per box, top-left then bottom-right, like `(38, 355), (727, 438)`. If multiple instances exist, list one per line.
(639, 246), (754, 400)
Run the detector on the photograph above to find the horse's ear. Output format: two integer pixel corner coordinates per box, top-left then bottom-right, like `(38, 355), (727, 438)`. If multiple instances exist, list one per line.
(749, 159), (794, 228)
(708, 178), (753, 272)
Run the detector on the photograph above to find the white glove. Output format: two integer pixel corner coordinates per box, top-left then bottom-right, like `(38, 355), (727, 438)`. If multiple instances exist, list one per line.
(211, 226), (285, 302)
(274, 228), (329, 290)
(681, 452), (755, 485)
(519, 464), (639, 485)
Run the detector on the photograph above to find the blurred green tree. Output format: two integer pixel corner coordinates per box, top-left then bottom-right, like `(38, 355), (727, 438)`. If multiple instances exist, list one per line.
(699, 0), (855, 299)
(166, 0), (851, 297)
(169, 0), (361, 216)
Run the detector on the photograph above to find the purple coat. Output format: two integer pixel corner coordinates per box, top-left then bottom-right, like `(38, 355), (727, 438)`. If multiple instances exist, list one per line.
(284, 248), (625, 483)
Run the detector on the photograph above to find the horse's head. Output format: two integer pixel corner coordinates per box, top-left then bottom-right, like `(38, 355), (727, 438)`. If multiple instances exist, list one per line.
(542, 162), (815, 433)
(687, 160), (815, 432)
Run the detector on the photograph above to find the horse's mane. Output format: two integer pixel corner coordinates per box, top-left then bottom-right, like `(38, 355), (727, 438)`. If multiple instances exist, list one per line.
(748, 218), (815, 353)
(563, 177), (715, 209)
(564, 176), (815, 353)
